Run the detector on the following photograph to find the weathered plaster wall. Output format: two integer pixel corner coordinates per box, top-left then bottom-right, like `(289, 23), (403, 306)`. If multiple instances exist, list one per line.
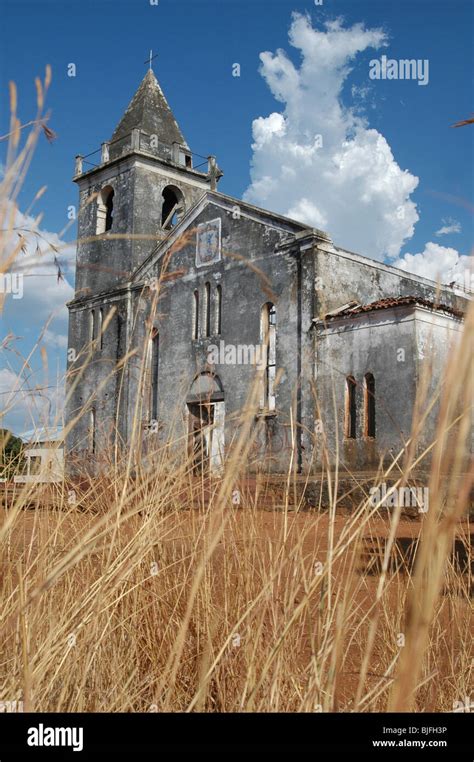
(314, 305), (465, 470)
(413, 308), (466, 458)
(315, 244), (465, 316)
(74, 157), (209, 298)
(75, 162), (135, 297)
(315, 307), (417, 470)
(129, 200), (307, 472)
(66, 294), (128, 470)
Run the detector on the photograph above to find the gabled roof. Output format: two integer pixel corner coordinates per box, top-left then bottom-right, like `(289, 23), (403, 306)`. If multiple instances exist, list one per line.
(130, 190), (311, 283)
(110, 69), (188, 148)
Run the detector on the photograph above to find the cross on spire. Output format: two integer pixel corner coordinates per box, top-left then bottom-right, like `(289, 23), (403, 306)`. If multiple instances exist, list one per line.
(144, 50), (158, 71)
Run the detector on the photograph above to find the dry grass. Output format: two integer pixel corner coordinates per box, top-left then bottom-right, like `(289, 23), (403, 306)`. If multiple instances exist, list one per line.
(0, 72), (472, 714)
(0, 474), (471, 713)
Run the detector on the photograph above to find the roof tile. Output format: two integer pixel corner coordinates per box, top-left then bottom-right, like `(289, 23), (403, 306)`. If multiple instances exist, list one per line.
(325, 296), (464, 319)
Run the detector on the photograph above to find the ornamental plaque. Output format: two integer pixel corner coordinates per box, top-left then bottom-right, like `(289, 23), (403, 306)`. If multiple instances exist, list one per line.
(196, 218), (221, 268)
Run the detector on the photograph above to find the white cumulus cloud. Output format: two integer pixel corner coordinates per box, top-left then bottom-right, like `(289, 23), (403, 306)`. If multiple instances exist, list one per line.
(393, 242), (473, 289)
(244, 13), (420, 260)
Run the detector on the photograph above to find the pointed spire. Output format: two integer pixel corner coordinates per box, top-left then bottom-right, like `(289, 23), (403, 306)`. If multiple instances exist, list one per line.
(110, 69), (188, 149)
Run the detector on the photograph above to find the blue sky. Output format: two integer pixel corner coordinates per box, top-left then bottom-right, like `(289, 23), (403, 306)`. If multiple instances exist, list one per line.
(0, 0), (473, 434)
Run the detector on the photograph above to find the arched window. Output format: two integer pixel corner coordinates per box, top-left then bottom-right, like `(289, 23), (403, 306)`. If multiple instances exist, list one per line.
(260, 302), (276, 411)
(89, 309), (95, 343)
(96, 185), (114, 234)
(89, 407), (96, 454)
(215, 285), (222, 335)
(145, 329), (160, 422)
(105, 189), (114, 231)
(188, 371), (224, 402)
(193, 290), (199, 340)
(116, 313), (123, 362)
(151, 330), (159, 421)
(345, 376), (357, 439)
(98, 307), (103, 350)
(364, 373), (376, 438)
(204, 282), (211, 337)
(161, 185), (184, 230)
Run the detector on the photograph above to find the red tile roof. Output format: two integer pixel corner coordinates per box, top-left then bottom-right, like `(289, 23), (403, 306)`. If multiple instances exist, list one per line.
(326, 296), (464, 320)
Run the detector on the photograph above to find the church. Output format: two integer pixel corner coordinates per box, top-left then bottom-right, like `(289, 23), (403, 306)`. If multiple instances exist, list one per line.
(65, 69), (467, 475)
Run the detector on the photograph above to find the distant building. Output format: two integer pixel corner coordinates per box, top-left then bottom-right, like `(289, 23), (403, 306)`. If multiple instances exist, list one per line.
(14, 427), (64, 484)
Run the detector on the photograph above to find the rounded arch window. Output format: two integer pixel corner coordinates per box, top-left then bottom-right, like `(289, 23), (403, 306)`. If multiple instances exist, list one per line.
(260, 302), (276, 411)
(161, 185), (185, 230)
(364, 372), (376, 438)
(188, 372), (224, 403)
(96, 185), (114, 234)
(345, 375), (357, 439)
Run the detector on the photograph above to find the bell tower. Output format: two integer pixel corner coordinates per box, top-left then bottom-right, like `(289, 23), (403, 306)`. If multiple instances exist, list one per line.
(72, 68), (222, 298)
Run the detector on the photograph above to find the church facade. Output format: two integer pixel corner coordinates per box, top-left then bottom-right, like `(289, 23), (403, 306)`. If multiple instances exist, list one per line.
(65, 71), (468, 475)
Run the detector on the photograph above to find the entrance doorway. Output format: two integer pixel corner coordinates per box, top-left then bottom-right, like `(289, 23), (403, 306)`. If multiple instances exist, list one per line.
(187, 373), (225, 475)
